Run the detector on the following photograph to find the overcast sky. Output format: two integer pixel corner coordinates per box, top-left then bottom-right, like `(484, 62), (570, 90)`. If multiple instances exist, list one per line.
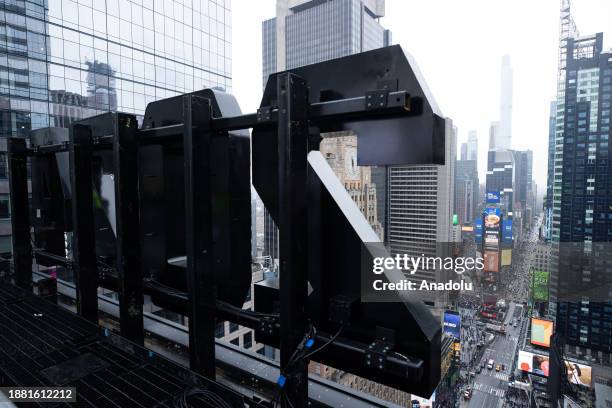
(232, 0), (612, 190)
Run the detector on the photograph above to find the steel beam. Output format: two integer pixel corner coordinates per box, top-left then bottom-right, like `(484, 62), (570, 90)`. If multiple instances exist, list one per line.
(277, 73), (310, 407)
(183, 95), (217, 378)
(113, 113), (144, 344)
(7, 137), (32, 290)
(69, 124), (98, 322)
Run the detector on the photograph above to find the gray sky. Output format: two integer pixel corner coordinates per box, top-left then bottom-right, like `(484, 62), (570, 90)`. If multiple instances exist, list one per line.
(232, 0), (612, 190)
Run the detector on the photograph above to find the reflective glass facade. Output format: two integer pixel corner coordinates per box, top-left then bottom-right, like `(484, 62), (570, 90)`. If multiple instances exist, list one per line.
(0, 0), (232, 254)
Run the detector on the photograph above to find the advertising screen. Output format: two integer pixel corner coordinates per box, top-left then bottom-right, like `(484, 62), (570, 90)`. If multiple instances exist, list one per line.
(518, 350), (550, 377)
(531, 318), (554, 348)
(485, 233), (499, 250)
(502, 219), (513, 243)
(484, 209), (501, 229)
(501, 249), (512, 266)
(443, 311), (461, 339)
(531, 270), (549, 302)
(564, 361), (592, 387)
(486, 191), (501, 204)
(483, 251), (499, 272)
(475, 218), (483, 244)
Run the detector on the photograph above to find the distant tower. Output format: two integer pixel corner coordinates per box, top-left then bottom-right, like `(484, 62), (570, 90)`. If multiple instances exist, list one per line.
(499, 55), (513, 150)
(467, 130), (478, 161)
(460, 143), (468, 160)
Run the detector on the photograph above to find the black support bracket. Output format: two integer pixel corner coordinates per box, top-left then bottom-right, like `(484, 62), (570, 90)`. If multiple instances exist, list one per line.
(7, 137), (32, 290)
(69, 124), (98, 323)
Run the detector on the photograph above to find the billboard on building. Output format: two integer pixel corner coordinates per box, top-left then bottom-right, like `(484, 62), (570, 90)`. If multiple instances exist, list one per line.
(486, 191), (501, 204)
(475, 218), (483, 244)
(564, 361), (592, 387)
(502, 219), (513, 243)
(484, 233), (499, 250)
(501, 249), (512, 266)
(531, 270), (549, 302)
(531, 318), (554, 348)
(518, 350), (550, 377)
(483, 251), (499, 272)
(461, 225), (474, 232)
(443, 310), (461, 339)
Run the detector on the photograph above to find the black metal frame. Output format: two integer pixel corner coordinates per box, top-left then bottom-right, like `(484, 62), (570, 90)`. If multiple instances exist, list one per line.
(9, 48), (441, 407)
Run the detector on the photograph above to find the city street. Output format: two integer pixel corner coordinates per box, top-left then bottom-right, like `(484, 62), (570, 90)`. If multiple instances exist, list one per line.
(457, 217), (542, 408)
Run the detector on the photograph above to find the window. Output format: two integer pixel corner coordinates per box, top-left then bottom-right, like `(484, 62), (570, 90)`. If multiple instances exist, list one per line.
(229, 322), (238, 333)
(230, 337), (239, 346)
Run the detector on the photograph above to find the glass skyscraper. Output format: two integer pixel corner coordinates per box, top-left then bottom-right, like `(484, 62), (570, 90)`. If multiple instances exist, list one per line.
(0, 0), (232, 254)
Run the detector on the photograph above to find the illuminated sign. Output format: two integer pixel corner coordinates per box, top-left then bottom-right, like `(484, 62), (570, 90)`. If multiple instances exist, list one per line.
(502, 219), (512, 243)
(518, 350), (549, 377)
(501, 249), (512, 266)
(531, 271), (549, 302)
(531, 318), (554, 348)
(486, 191), (501, 204)
(564, 361), (592, 388)
(443, 311), (461, 339)
(484, 251), (499, 272)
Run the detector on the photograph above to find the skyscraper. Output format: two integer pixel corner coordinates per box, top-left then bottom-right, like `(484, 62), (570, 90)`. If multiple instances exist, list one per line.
(467, 130), (478, 161)
(552, 32), (612, 356)
(460, 142), (468, 161)
(0, 0), (232, 255)
(489, 121), (500, 151)
(261, 0), (391, 262)
(499, 54), (513, 150)
(544, 101), (556, 241)
(455, 159), (479, 225)
(388, 120), (456, 294)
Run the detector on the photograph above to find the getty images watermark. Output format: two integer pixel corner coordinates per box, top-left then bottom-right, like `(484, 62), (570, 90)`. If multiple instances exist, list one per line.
(360, 242), (483, 302)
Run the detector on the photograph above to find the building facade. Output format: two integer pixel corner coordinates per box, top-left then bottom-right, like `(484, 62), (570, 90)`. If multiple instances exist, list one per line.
(0, 0), (231, 254)
(553, 33), (612, 358)
(455, 159), (479, 225)
(499, 54), (513, 150)
(467, 130), (478, 161)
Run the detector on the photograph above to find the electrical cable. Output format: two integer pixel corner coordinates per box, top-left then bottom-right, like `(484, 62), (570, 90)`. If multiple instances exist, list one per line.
(302, 325), (343, 360)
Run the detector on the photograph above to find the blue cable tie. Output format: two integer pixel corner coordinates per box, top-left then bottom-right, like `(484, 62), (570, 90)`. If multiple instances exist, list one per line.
(305, 339), (314, 348)
(277, 374), (287, 388)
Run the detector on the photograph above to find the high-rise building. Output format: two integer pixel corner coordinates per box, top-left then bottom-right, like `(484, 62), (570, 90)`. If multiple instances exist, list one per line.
(460, 142), (468, 161)
(486, 149), (514, 214)
(319, 133), (383, 238)
(467, 130), (478, 161)
(261, 0), (391, 262)
(552, 32), (612, 357)
(455, 159), (479, 225)
(387, 119), (456, 294)
(488, 121), (500, 151)
(513, 150), (533, 227)
(0, 0), (232, 255)
(499, 54), (513, 150)
(544, 101), (556, 241)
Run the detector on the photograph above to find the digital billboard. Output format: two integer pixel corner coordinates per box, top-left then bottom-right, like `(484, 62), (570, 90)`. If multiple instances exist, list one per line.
(518, 350), (549, 377)
(531, 270), (549, 302)
(501, 249), (512, 266)
(484, 233), (499, 250)
(486, 191), (501, 204)
(483, 251), (499, 273)
(443, 311), (461, 339)
(475, 218), (483, 244)
(564, 361), (592, 387)
(502, 219), (513, 243)
(531, 318), (554, 348)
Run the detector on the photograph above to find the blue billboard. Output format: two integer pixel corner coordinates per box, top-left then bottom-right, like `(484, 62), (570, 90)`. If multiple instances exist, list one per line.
(443, 311), (461, 339)
(503, 219), (513, 243)
(486, 191), (501, 204)
(475, 218), (483, 244)
(483, 206), (501, 217)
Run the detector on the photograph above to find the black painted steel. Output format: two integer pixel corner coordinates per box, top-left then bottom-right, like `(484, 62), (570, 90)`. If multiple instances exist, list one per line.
(7, 137), (32, 290)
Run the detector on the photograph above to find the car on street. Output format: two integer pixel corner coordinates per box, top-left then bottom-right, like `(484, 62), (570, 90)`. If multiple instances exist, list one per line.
(496, 363), (502, 372)
(463, 388), (472, 399)
(487, 359), (494, 370)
